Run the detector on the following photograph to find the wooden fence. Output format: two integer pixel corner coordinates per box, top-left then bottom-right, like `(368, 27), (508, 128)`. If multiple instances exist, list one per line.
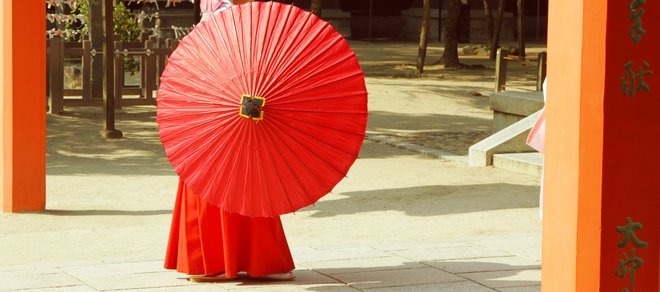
(494, 48), (547, 93)
(47, 33), (179, 114)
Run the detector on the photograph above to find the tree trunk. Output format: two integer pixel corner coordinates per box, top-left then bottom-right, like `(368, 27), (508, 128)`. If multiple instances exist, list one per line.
(441, 0), (461, 67)
(194, 0), (201, 23)
(89, 0), (104, 99)
(483, 0), (494, 42)
(489, 0), (506, 60)
(416, 0), (431, 76)
(517, 0), (525, 57)
(101, 0), (122, 138)
(311, 0), (322, 16)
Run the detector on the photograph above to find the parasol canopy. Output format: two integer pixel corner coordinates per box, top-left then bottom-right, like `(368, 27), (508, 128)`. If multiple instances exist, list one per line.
(157, 2), (368, 217)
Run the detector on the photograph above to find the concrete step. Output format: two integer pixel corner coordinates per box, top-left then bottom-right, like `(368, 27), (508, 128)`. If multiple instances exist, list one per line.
(493, 152), (544, 177)
(468, 110), (541, 167)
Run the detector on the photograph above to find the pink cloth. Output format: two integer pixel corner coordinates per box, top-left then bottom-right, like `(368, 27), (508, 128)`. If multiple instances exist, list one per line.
(526, 110), (546, 153)
(526, 78), (547, 153)
(200, 0), (232, 13)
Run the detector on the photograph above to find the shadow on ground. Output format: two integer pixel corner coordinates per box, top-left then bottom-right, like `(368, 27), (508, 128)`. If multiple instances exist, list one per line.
(366, 82), (493, 115)
(47, 106), (174, 176)
(185, 260), (540, 291)
(305, 260), (540, 291)
(368, 110), (490, 133)
(298, 183), (539, 218)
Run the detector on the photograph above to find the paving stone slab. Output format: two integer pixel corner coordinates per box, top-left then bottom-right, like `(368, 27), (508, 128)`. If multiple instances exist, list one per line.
(390, 245), (513, 262)
(61, 261), (165, 276)
(369, 241), (476, 252)
(330, 267), (464, 289)
(424, 256), (541, 274)
(208, 270), (341, 291)
(61, 270), (192, 290)
(0, 271), (83, 291)
(0, 267), (62, 275)
(497, 285), (541, 292)
(0, 261), (107, 273)
(362, 281), (496, 292)
(459, 269), (541, 288)
(27, 286), (97, 292)
(102, 256), (165, 265)
(291, 246), (388, 263)
(112, 285), (227, 292)
(227, 283), (359, 292)
(457, 232), (540, 244)
(471, 234), (542, 261)
(302, 256), (425, 275)
(475, 244), (541, 262)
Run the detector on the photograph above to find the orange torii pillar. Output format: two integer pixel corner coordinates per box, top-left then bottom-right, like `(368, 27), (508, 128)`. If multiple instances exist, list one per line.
(543, 0), (659, 291)
(0, 1), (46, 212)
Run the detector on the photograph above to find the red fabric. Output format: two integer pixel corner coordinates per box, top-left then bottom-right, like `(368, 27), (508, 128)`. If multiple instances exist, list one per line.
(164, 179), (295, 277)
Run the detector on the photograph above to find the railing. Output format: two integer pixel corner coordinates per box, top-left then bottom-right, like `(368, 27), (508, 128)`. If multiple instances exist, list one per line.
(47, 33), (179, 114)
(494, 48), (547, 93)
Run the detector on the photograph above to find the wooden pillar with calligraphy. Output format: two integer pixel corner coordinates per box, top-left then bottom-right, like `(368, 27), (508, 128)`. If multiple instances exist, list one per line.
(542, 0), (660, 290)
(602, 0), (659, 290)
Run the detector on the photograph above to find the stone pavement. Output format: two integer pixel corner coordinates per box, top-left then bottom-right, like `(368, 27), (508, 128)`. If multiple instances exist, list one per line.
(0, 41), (543, 291)
(0, 233), (540, 291)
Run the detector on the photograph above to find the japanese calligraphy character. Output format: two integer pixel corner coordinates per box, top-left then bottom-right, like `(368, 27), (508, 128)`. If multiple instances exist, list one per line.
(616, 217), (649, 247)
(628, 0), (647, 43)
(620, 61), (653, 96)
(616, 217), (648, 248)
(615, 248), (644, 292)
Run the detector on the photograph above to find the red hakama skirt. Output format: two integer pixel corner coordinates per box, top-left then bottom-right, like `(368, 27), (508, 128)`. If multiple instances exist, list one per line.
(164, 180), (295, 277)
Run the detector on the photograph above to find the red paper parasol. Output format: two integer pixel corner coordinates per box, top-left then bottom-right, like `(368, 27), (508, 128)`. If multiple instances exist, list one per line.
(157, 2), (368, 217)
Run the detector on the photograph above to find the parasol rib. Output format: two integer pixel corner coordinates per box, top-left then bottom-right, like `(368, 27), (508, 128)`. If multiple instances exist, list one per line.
(175, 33), (243, 94)
(261, 121), (315, 209)
(208, 14), (250, 92)
(262, 118), (341, 193)
(252, 3), (296, 96)
(265, 110), (366, 137)
(267, 114), (361, 177)
(255, 12), (317, 95)
(270, 69), (362, 101)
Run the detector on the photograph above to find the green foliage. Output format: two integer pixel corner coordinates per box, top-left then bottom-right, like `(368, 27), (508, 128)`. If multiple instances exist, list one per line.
(113, 2), (141, 75)
(60, 0), (89, 41)
(76, 0), (90, 38)
(59, 0), (141, 74)
(113, 2), (140, 42)
(64, 0), (140, 42)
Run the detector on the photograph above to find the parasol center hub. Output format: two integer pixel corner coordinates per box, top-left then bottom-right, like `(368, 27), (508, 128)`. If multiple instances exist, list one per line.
(240, 94), (266, 121)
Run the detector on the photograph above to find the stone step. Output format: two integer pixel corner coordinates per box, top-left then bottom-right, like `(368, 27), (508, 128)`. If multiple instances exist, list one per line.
(468, 110), (541, 167)
(493, 152), (544, 177)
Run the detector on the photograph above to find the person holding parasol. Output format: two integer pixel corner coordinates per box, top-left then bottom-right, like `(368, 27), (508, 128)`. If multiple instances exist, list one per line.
(159, 0), (368, 283)
(163, 0), (296, 282)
